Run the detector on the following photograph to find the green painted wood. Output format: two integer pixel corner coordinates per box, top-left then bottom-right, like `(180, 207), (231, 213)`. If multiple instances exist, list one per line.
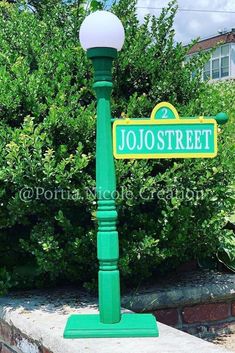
(87, 48), (117, 82)
(180, 113), (229, 125)
(64, 313), (159, 338)
(93, 79), (121, 324)
(111, 114), (229, 125)
(64, 47), (159, 338)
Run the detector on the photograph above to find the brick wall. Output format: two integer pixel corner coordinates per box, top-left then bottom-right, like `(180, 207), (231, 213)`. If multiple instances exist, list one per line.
(0, 321), (52, 353)
(0, 342), (17, 353)
(152, 301), (235, 338)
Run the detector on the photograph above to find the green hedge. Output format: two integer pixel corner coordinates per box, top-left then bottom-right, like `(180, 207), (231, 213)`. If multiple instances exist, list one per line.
(0, 0), (234, 294)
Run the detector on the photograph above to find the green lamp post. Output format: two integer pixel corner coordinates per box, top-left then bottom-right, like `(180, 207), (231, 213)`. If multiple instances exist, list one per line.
(63, 10), (159, 338)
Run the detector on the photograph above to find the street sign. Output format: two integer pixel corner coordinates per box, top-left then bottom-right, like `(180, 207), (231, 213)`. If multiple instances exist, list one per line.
(113, 102), (218, 159)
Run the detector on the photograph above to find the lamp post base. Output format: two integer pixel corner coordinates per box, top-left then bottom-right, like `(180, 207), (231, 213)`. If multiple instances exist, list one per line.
(63, 313), (159, 338)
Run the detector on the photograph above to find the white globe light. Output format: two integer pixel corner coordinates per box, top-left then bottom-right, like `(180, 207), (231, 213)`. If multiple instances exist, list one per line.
(79, 11), (125, 51)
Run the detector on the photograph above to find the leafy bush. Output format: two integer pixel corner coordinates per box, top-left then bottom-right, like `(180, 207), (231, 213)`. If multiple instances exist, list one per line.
(182, 81), (235, 271)
(0, 268), (11, 296)
(0, 0), (234, 294)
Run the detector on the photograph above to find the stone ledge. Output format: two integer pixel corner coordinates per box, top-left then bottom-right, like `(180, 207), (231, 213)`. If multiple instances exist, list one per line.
(122, 271), (235, 311)
(0, 289), (233, 353)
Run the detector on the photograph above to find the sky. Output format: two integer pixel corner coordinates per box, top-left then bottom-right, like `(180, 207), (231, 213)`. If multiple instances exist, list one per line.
(136, 0), (235, 44)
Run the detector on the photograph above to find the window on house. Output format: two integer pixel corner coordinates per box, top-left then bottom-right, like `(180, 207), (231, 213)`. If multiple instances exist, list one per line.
(212, 59), (220, 79)
(221, 45), (229, 78)
(221, 45), (229, 56)
(221, 56), (229, 77)
(202, 44), (230, 81)
(212, 47), (220, 58)
(203, 61), (211, 81)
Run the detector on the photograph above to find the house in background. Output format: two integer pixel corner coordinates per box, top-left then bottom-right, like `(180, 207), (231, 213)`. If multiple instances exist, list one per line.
(188, 29), (235, 82)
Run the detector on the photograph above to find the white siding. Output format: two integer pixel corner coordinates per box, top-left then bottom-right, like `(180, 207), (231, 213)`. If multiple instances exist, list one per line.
(231, 43), (235, 78)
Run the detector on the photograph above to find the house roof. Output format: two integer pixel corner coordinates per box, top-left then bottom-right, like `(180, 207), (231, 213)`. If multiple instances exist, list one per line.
(188, 31), (235, 54)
